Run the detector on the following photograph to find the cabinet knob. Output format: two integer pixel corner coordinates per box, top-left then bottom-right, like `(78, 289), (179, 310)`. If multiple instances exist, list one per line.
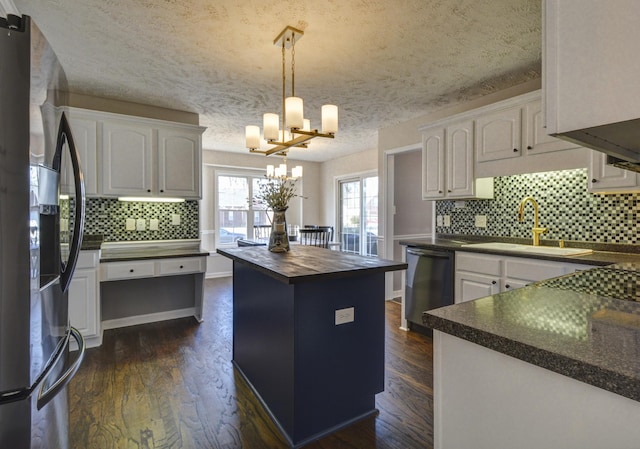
(447, 189), (452, 193)
(438, 190), (443, 194)
(160, 189), (164, 193)
(527, 145), (533, 150)
(129, 269), (134, 273)
(492, 280), (497, 285)
(505, 284), (511, 289)
(179, 265), (184, 269)
(592, 178), (598, 183)
(513, 148), (518, 152)
(147, 189), (151, 192)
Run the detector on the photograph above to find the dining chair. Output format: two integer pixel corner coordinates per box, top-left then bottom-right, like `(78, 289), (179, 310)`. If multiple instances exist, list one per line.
(298, 228), (330, 248)
(302, 225), (334, 243)
(254, 225), (271, 240)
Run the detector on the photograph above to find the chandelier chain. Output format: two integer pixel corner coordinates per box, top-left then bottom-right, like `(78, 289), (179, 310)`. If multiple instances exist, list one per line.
(281, 38), (286, 135)
(291, 31), (296, 98)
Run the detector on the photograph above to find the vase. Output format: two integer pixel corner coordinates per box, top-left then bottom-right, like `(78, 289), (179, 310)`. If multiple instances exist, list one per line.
(268, 207), (290, 252)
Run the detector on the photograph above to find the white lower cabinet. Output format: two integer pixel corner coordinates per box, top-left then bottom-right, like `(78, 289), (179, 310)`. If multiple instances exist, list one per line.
(68, 250), (101, 348)
(455, 251), (592, 303)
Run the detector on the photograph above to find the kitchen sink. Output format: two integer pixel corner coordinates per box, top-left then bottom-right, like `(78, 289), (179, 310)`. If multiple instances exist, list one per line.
(461, 242), (593, 256)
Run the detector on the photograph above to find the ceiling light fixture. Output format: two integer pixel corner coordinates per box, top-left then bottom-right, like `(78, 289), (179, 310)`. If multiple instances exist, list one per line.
(245, 25), (338, 157)
(266, 155), (303, 180)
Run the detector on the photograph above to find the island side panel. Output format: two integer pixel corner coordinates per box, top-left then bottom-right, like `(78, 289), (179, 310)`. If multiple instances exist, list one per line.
(293, 272), (385, 443)
(232, 262), (296, 437)
(434, 331), (640, 449)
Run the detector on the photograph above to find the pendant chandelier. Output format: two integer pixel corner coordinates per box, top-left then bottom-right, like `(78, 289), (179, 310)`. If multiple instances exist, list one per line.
(245, 25), (338, 158)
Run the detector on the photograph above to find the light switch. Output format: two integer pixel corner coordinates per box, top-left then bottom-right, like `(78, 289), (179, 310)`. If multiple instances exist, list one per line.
(335, 307), (355, 325)
(171, 214), (181, 226)
(150, 218), (159, 231)
(136, 218), (146, 231)
(126, 218), (136, 231)
(436, 215), (443, 227)
(443, 215), (451, 227)
(475, 215), (487, 228)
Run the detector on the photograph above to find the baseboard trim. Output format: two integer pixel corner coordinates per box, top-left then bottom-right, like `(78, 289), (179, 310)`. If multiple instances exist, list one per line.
(102, 307), (196, 330)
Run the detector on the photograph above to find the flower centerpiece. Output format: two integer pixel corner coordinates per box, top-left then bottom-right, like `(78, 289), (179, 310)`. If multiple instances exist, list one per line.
(254, 176), (299, 252)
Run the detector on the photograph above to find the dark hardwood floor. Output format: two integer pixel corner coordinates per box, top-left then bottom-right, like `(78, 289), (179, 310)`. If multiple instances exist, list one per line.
(69, 277), (434, 449)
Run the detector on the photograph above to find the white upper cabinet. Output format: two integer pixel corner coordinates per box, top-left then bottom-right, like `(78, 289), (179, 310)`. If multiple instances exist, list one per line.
(421, 120), (493, 200)
(46, 107), (204, 199)
(523, 99), (580, 155)
(588, 151), (640, 193)
(101, 120), (154, 196)
(59, 112), (99, 196)
(446, 120), (475, 198)
(421, 128), (445, 198)
(475, 106), (522, 162)
(157, 127), (202, 198)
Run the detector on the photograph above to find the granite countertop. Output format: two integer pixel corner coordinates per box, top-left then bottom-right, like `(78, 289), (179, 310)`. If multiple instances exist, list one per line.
(400, 234), (640, 266)
(424, 263), (640, 402)
(217, 245), (407, 285)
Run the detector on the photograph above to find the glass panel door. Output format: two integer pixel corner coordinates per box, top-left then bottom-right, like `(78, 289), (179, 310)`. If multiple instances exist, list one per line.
(339, 176), (378, 256)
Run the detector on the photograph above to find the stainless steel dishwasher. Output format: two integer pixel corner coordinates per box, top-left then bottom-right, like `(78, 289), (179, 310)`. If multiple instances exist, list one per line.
(405, 247), (454, 332)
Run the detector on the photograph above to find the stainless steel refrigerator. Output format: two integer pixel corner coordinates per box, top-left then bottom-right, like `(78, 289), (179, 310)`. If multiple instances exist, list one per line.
(0, 14), (86, 448)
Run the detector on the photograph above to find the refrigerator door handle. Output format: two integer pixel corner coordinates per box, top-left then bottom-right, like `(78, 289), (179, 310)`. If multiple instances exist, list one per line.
(53, 112), (86, 293)
(36, 327), (85, 410)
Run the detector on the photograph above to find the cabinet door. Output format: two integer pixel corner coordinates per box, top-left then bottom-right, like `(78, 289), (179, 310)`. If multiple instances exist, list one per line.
(68, 268), (98, 338)
(101, 121), (153, 196)
(588, 151), (640, 192)
(523, 99), (578, 155)
(446, 120), (475, 198)
(422, 128), (446, 199)
(475, 107), (522, 162)
(63, 116), (98, 195)
(455, 271), (500, 303)
(157, 127), (202, 198)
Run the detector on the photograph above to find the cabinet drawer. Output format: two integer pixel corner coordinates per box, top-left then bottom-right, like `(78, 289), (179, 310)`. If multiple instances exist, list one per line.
(456, 252), (502, 276)
(158, 257), (203, 276)
(102, 261), (155, 281)
(504, 258), (565, 282)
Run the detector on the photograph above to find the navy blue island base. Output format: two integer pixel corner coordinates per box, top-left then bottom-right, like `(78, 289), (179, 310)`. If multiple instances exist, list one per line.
(217, 246), (407, 448)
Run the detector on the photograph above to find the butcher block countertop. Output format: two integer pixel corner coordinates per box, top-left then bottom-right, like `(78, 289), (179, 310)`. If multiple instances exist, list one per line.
(217, 245), (407, 284)
(99, 239), (208, 262)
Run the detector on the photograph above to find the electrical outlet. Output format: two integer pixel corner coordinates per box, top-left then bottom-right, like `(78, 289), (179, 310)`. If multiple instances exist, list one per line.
(126, 218), (136, 231)
(136, 218), (146, 231)
(335, 307), (355, 325)
(475, 215), (487, 228)
(436, 215), (443, 226)
(171, 214), (181, 226)
(60, 218), (69, 232)
(443, 215), (451, 227)
(149, 218), (159, 231)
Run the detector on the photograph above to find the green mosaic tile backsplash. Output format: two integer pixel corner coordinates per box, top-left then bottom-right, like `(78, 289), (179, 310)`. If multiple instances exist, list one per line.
(435, 168), (640, 244)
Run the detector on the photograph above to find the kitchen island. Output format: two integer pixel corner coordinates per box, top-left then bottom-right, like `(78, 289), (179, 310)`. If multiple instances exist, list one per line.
(217, 245), (407, 448)
(423, 263), (640, 449)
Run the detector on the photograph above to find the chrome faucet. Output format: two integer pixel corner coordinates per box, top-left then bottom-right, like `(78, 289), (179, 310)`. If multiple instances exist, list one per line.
(517, 196), (548, 246)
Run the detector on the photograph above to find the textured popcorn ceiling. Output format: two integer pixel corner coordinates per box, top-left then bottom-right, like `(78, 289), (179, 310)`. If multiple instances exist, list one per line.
(11, 0), (541, 162)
